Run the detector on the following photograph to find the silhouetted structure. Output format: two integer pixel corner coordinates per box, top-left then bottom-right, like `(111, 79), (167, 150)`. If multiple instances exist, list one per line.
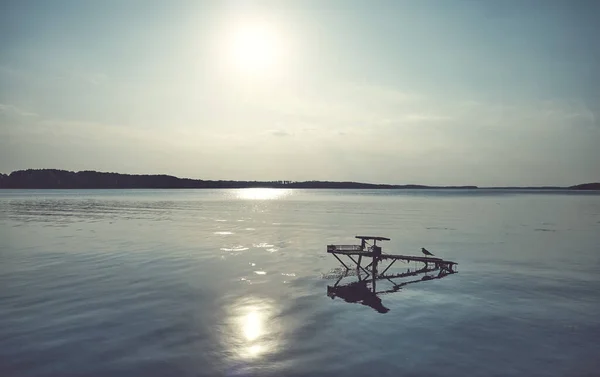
(326, 236), (458, 313)
(328, 236), (456, 291)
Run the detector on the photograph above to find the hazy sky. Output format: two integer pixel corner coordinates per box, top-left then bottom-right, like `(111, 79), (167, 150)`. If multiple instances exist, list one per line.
(1, 0), (598, 186)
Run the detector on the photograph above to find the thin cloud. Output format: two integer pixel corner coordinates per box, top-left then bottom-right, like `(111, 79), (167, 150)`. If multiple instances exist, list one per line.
(402, 114), (452, 122)
(269, 129), (291, 137)
(0, 103), (39, 117)
(69, 71), (108, 86)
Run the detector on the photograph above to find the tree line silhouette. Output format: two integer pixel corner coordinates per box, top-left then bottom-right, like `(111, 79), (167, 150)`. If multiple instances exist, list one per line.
(0, 169), (597, 190)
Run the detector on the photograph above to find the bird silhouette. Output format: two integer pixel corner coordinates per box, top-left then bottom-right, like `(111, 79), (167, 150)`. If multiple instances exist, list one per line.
(421, 247), (434, 256)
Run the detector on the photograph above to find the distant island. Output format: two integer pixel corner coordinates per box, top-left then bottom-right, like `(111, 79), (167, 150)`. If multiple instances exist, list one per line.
(0, 169), (598, 190)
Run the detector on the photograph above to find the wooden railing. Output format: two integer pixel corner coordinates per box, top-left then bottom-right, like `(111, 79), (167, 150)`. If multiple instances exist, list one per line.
(327, 244), (364, 252)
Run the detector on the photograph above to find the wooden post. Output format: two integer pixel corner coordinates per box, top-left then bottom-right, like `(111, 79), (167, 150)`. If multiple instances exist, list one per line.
(371, 256), (377, 293)
(371, 245), (381, 293)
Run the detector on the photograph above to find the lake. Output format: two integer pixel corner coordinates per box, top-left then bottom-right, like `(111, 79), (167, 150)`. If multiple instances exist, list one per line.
(1, 189), (599, 377)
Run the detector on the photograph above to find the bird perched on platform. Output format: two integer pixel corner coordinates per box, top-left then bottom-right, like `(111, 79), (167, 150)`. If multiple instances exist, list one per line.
(421, 247), (434, 256)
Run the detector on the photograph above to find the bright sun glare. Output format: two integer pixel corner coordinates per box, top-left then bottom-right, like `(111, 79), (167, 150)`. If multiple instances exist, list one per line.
(226, 19), (285, 75)
(228, 299), (279, 360)
(242, 311), (262, 341)
(235, 188), (292, 200)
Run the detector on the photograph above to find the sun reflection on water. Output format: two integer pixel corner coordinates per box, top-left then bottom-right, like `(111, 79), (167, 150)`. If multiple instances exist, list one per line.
(225, 298), (280, 361)
(244, 344), (265, 359)
(242, 311), (262, 341)
(234, 188), (292, 200)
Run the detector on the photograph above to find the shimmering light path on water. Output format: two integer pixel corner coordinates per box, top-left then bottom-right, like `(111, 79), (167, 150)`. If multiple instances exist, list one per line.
(1, 189), (599, 376)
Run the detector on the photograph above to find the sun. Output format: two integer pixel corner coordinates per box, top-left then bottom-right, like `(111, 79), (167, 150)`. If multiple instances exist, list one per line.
(226, 20), (284, 76)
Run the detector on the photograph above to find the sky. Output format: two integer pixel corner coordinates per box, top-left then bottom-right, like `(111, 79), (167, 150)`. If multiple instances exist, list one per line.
(1, 0), (598, 186)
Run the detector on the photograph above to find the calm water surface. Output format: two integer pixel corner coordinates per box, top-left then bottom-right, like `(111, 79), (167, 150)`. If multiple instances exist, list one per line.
(1, 189), (599, 376)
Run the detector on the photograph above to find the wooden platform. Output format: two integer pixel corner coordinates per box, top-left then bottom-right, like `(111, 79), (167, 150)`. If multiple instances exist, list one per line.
(326, 236), (457, 291)
(328, 245), (456, 264)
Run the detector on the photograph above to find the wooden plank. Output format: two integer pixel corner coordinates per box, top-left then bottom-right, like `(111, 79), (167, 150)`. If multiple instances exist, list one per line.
(328, 250), (373, 257)
(381, 254), (457, 265)
(355, 236), (391, 241)
(328, 250), (456, 265)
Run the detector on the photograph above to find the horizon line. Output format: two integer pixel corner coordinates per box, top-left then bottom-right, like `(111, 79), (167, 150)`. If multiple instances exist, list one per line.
(1, 168), (599, 190)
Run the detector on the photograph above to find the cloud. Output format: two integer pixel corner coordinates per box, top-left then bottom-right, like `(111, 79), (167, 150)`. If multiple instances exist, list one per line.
(69, 71), (108, 86)
(1, 73), (598, 186)
(0, 103), (39, 118)
(269, 129), (291, 137)
(0, 65), (27, 80)
(402, 114), (452, 122)
(0, 64), (108, 88)
(225, 80), (422, 130)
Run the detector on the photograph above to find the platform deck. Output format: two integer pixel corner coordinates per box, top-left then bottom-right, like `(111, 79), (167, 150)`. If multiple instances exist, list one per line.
(327, 248), (457, 265)
(327, 235), (458, 295)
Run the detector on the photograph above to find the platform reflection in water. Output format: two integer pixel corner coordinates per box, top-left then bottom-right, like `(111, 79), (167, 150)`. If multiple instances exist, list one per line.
(327, 267), (457, 314)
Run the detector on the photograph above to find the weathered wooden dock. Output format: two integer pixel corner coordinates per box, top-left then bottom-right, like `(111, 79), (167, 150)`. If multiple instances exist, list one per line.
(327, 236), (457, 293)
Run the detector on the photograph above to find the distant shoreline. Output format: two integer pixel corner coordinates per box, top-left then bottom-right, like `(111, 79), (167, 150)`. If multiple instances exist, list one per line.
(1, 169), (599, 190)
